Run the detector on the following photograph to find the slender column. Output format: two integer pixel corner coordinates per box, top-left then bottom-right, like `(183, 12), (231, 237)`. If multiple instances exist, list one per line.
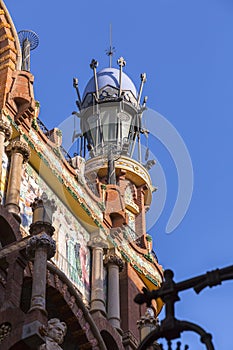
(0, 120), (12, 198)
(27, 234), (56, 313)
(5, 139), (30, 221)
(104, 253), (124, 331)
(88, 236), (108, 315)
(22, 193), (56, 347)
(26, 193), (56, 314)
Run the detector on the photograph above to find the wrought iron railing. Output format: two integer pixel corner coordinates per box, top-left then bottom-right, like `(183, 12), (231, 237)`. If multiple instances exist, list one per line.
(36, 118), (73, 165)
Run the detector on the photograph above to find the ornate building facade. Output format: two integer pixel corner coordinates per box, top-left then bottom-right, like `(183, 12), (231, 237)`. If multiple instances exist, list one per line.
(0, 1), (163, 349)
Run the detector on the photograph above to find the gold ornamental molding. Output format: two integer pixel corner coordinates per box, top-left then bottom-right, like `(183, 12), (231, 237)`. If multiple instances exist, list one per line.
(0, 53), (16, 64)
(0, 9), (5, 15)
(0, 61), (15, 71)
(0, 45), (17, 55)
(0, 33), (15, 42)
(85, 155), (154, 205)
(0, 22), (10, 29)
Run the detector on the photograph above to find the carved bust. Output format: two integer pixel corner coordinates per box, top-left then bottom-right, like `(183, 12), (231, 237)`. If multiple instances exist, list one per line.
(40, 318), (67, 350)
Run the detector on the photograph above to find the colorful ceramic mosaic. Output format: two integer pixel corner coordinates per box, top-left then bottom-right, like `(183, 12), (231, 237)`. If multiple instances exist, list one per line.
(0, 151), (8, 202)
(19, 163), (91, 300)
(29, 128), (103, 220)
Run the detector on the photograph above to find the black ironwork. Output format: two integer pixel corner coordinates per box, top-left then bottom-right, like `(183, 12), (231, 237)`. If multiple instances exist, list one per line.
(36, 118), (73, 164)
(134, 265), (233, 350)
(36, 118), (49, 135)
(60, 145), (72, 163)
(159, 340), (189, 350)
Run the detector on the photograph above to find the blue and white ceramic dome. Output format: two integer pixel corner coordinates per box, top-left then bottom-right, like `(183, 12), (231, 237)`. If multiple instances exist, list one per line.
(82, 67), (137, 100)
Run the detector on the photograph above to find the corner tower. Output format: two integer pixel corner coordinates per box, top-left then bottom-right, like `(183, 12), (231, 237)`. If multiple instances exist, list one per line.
(77, 60), (153, 233)
(73, 58), (163, 346)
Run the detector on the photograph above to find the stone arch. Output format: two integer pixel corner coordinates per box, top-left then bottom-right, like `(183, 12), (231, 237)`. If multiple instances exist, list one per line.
(0, 205), (21, 246)
(92, 315), (124, 350)
(101, 330), (120, 350)
(21, 262), (107, 350)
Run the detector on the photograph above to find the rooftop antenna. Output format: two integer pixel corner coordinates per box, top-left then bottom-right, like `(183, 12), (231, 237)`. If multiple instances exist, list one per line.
(105, 24), (115, 68)
(18, 30), (39, 72)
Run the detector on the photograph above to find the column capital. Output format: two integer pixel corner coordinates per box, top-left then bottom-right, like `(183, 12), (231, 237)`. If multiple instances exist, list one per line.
(26, 233), (56, 260)
(29, 222), (55, 237)
(104, 253), (124, 271)
(6, 139), (30, 163)
(0, 120), (12, 141)
(88, 231), (108, 249)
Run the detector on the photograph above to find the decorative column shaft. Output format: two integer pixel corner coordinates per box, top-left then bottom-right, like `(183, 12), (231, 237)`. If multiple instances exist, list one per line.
(0, 120), (12, 198)
(27, 234), (56, 312)
(26, 193), (56, 314)
(105, 253), (124, 331)
(5, 139), (30, 220)
(88, 236), (108, 315)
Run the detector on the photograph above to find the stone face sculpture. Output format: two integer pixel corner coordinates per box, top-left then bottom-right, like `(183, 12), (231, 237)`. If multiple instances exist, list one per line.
(40, 318), (67, 350)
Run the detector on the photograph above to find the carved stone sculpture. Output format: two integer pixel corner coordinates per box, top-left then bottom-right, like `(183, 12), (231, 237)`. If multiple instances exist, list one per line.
(40, 318), (67, 350)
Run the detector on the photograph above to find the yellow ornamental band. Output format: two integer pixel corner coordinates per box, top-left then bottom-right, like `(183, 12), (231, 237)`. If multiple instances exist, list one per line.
(0, 45), (17, 55)
(0, 22), (11, 29)
(0, 33), (15, 42)
(0, 61), (15, 71)
(0, 53), (16, 64)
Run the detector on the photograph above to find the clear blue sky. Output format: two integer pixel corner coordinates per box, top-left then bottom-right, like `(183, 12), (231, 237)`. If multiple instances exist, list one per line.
(6, 0), (233, 348)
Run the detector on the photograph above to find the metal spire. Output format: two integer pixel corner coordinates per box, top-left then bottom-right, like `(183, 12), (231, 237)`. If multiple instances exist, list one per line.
(105, 24), (115, 68)
(18, 30), (39, 72)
